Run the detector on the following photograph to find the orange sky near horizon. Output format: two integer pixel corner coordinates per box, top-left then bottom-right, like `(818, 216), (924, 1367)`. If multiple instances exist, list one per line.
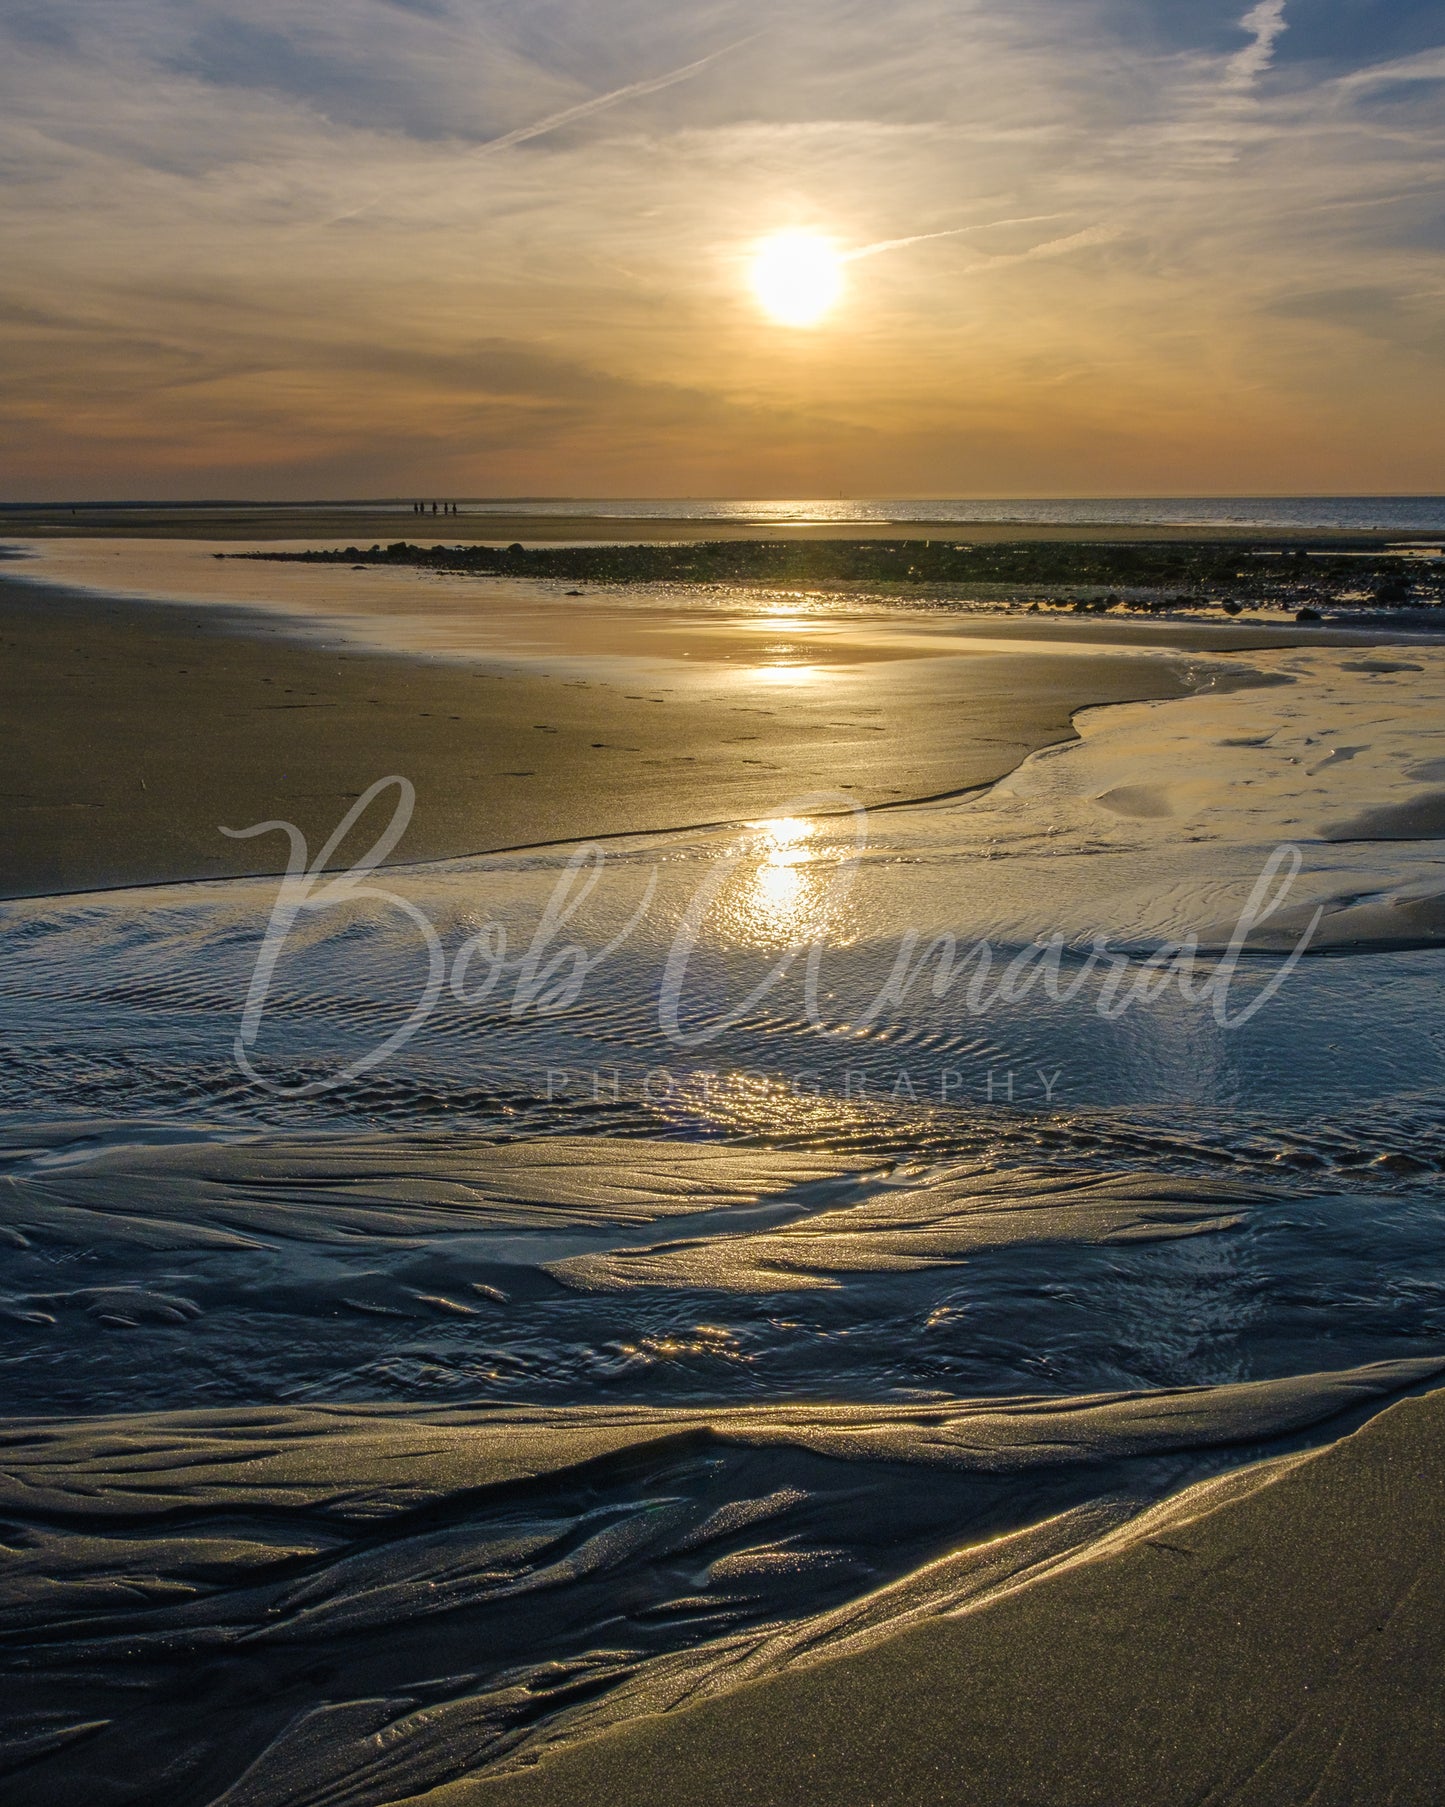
(1, 0), (1442, 501)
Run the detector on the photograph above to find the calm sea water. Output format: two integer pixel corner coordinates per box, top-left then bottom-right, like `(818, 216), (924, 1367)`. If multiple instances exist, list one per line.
(449, 496), (1445, 533)
(12, 496), (1445, 533)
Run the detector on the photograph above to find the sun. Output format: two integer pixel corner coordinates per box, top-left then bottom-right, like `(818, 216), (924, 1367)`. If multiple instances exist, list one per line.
(749, 230), (844, 328)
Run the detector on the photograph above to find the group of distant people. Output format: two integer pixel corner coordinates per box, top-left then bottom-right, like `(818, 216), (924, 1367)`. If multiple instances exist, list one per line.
(411, 501), (459, 515)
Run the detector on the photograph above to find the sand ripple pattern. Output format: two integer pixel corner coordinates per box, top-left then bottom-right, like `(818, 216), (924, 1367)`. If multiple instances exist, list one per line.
(2, 1124), (1445, 1801)
(2, 639), (1445, 1798)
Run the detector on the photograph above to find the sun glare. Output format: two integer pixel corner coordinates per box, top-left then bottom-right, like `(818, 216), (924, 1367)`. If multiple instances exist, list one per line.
(749, 231), (844, 327)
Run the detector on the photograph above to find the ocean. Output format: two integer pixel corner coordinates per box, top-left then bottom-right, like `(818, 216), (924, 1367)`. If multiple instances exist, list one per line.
(10, 494), (1445, 534)
(450, 496), (1445, 533)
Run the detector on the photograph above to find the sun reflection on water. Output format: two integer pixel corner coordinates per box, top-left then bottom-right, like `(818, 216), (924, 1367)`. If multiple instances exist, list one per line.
(717, 814), (830, 947)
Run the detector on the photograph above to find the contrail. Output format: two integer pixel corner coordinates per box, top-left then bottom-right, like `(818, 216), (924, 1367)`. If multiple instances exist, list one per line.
(842, 215), (1071, 262)
(469, 39), (755, 159)
(319, 38), (753, 228)
(989, 221), (1121, 264)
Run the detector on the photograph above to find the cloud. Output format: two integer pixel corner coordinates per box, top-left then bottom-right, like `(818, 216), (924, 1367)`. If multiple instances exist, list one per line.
(0, 0), (1441, 497)
(1335, 46), (1445, 93)
(1226, 1), (1288, 91)
(317, 36), (757, 225)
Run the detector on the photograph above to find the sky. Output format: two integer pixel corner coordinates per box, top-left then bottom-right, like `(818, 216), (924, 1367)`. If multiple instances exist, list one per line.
(1, 0), (1442, 499)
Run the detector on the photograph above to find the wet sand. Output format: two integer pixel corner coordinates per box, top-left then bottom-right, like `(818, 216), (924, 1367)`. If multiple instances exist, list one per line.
(5, 545), (1445, 1806)
(453, 1383), (1445, 1807)
(0, 571), (1255, 898)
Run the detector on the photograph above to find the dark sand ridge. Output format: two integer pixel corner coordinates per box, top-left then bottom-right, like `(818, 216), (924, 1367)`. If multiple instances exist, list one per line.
(5, 504), (1440, 544)
(444, 1382), (1445, 1807)
(0, 572), (1317, 900)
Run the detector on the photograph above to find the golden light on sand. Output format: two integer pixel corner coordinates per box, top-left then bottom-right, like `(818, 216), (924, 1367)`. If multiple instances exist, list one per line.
(749, 231), (844, 327)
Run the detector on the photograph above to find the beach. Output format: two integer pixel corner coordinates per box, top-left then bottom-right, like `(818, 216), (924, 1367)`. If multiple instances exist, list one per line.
(1, 528), (1444, 1807)
(1, 550), (1286, 898)
(7, 0), (1444, 1788)
(449, 1382), (1445, 1807)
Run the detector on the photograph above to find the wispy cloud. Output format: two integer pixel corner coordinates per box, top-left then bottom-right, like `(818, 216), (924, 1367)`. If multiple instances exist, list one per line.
(1225, 1), (1288, 92)
(1, 0), (1441, 497)
(1335, 46), (1445, 93)
(318, 35), (757, 226)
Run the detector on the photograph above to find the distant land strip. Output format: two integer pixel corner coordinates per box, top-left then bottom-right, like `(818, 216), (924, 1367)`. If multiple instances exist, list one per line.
(239, 537), (1445, 617)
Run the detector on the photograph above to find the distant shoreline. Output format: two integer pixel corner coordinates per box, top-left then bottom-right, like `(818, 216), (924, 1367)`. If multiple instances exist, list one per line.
(3, 502), (1443, 546)
(239, 534), (1445, 623)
